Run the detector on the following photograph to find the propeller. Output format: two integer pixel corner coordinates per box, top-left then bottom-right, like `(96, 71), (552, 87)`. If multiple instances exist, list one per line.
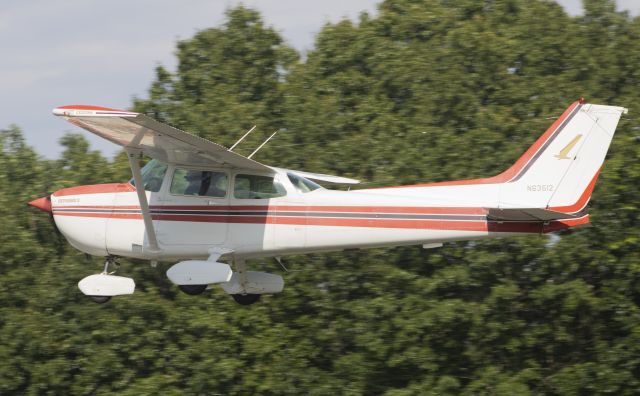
(28, 194), (65, 248)
(28, 195), (52, 214)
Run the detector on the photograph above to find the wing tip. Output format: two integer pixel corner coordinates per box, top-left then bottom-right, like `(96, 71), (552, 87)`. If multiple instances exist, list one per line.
(53, 105), (138, 117)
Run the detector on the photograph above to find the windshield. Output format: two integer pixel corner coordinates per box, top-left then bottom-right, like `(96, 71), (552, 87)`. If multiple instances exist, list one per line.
(130, 159), (167, 192)
(287, 173), (321, 193)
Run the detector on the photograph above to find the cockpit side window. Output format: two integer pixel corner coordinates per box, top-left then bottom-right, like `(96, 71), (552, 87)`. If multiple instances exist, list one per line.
(130, 159), (167, 192)
(170, 168), (228, 197)
(287, 173), (321, 193)
(234, 174), (286, 199)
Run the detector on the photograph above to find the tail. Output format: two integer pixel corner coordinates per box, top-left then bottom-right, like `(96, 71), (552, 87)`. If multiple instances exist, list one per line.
(497, 99), (627, 215)
(366, 99), (626, 229)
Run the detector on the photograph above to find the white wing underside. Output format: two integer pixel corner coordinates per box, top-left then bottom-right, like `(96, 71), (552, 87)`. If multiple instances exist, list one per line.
(55, 106), (272, 171)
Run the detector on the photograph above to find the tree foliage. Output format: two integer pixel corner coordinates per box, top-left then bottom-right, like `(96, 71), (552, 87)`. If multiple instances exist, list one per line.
(1, 1), (640, 394)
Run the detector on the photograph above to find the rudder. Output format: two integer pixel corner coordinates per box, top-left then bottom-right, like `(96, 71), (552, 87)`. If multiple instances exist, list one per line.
(499, 100), (626, 214)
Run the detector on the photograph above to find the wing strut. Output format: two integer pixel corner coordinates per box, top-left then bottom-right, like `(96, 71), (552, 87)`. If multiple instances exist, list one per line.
(126, 148), (161, 253)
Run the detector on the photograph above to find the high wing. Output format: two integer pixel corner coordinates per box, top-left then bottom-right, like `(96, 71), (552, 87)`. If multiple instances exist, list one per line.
(53, 104), (276, 255)
(53, 105), (271, 171)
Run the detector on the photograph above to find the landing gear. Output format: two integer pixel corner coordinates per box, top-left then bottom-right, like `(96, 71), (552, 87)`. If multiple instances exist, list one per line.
(78, 256), (135, 303)
(166, 251), (232, 297)
(230, 259), (249, 305)
(103, 256), (117, 273)
(221, 259), (282, 305)
(87, 257), (118, 304)
(166, 255), (285, 304)
(178, 284), (208, 295)
(231, 293), (261, 305)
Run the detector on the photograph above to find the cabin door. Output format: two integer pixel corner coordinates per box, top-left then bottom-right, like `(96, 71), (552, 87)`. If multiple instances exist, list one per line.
(155, 166), (229, 245)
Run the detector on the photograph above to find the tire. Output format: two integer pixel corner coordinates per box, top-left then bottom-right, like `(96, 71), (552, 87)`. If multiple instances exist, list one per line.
(178, 284), (208, 295)
(231, 294), (261, 305)
(89, 295), (111, 304)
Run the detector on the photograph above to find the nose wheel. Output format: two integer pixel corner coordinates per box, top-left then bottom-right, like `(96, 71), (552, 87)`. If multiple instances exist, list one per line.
(86, 257), (117, 303)
(78, 256), (135, 303)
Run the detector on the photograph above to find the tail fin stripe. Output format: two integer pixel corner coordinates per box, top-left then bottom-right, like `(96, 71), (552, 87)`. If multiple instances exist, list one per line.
(508, 103), (583, 183)
(376, 100), (583, 189)
(549, 167), (601, 214)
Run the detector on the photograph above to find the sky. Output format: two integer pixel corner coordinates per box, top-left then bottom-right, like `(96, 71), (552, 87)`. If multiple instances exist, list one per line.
(1, 0), (638, 159)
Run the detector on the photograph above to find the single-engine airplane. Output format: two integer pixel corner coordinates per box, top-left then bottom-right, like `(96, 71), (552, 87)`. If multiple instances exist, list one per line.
(29, 99), (626, 305)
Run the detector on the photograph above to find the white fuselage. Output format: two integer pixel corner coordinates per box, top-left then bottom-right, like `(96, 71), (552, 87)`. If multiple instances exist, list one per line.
(44, 101), (626, 264)
(50, 167), (571, 262)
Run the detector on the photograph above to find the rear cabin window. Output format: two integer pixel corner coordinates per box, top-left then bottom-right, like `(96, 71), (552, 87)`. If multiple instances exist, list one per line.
(170, 168), (228, 197)
(131, 159), (167, 192)
(234, 174), (286, 199)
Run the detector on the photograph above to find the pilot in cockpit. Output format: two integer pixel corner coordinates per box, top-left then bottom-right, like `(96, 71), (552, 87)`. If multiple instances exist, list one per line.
(185, 171), (226, 197)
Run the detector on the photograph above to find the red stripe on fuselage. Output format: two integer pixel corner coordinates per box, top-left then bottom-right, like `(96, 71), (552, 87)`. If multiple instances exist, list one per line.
(54, 212), (142, 219)
(56, 104), (130, 112)
(54, 204), (487, 215)
(54, 183), (135, 197)
(53, 210), (584, 233)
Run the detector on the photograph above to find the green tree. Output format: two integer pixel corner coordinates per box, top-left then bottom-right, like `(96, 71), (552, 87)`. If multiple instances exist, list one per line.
(2, 1), (640, 394)
(133, 6), (298, 155)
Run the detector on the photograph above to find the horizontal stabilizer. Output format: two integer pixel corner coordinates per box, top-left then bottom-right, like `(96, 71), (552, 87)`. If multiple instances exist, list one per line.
(486, 208), (579, 221)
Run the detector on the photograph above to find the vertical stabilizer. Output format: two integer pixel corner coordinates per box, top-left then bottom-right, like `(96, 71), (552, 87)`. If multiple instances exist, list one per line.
(499, 101), (626, 213)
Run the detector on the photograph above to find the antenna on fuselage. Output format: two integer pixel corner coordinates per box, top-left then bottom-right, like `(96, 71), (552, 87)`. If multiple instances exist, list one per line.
(228, 125), (257, 151)
(248, 130), (278, 159)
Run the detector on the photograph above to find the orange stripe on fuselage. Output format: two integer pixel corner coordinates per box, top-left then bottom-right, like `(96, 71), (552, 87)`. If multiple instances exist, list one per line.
(54, 183), (135, 197)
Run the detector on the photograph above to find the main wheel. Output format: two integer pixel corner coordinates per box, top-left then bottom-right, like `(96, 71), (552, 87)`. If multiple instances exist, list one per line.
(178, 284), (208, 295)
(231, 294), (261, 305)
(89, 295), (111, 304)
